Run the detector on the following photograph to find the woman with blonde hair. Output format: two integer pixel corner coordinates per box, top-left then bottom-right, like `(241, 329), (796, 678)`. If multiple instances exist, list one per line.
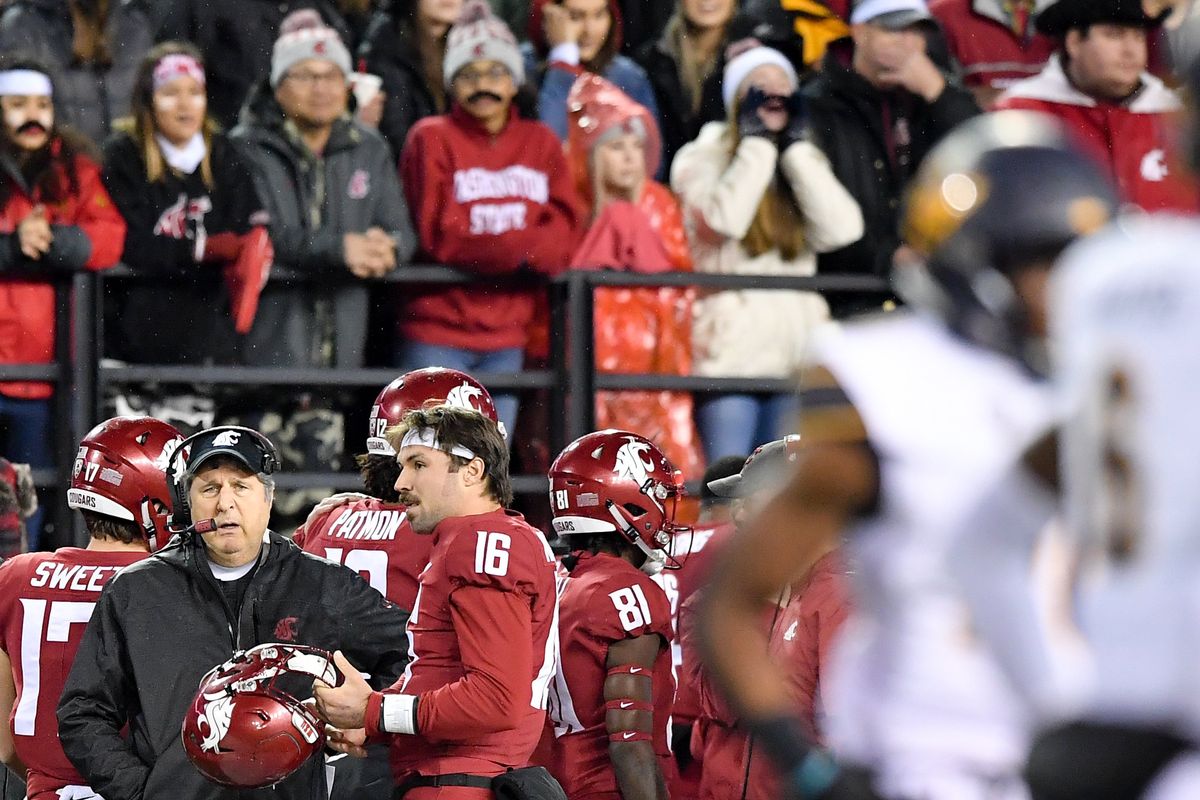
(671, 41), (863, 461)
(566, 72), (704, 481)
(102, 41), (272, 366)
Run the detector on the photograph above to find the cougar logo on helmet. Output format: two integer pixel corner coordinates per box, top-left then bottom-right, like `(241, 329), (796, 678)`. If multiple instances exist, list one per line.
(445, 382), (484, 411)
(195, 692), (235, 753)
(614, 437), (655, 486)
(212, 431), (241, 447)
(153, 436), (183, 472)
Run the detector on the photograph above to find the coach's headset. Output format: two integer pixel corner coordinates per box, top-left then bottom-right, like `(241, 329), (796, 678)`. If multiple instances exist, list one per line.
(165, 426), (281, 536)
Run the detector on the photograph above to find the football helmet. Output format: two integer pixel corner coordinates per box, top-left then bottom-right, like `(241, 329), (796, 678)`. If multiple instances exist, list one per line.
(899, 111), (1119, 373)
(367, 367), (505, 456)
(182, 644), (339, 789)
(549, 430), (687, 575)
(66, 416), (183, 551)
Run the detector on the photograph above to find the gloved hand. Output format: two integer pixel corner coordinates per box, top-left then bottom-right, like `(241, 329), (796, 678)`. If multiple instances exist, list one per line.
(737, 86), (773, 141)
(778, 89), (810, 152)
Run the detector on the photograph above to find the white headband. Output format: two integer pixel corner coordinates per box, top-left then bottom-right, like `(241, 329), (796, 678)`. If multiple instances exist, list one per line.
(399, 427), (477, 461)
(0, 70), (52, 98)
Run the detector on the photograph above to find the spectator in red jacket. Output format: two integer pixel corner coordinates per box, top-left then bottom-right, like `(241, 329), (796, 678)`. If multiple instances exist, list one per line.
(928, 0), (1057, 108)
(399, 0), (583, 438)
(996, 0), (1197, 213)
(0, 57), (125, 550)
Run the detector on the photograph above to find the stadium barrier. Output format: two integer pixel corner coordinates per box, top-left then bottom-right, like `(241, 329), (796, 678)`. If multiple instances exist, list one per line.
(1, 266), (889, 547)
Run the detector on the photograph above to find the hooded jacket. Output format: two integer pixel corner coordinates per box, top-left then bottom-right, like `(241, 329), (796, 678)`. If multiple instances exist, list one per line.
(57, 531), (410, 800)
(0, 144), (125, 400)
(996, 55), (1198, 213)
(0, 0), (154, 147)
(231, 80), (416, 367)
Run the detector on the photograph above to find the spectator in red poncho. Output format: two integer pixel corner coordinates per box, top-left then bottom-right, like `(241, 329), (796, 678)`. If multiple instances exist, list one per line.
(0, 57), (125, 550)
(565, 72), (704, 482)
(400, 0), (583, 439)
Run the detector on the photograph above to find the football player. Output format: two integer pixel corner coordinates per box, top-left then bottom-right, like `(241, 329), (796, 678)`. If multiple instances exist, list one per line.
(293, 369), (506, 800)
(294, 367), (506, 612)
(0, 416), (180, 800)
(951, 216), (1200, 800)
(697, 111), (1120, 800)
(312, 406), (562, 799)
(544, 430), (684, 800)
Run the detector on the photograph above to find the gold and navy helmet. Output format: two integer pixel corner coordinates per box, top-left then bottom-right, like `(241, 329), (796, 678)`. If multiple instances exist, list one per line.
(899, 111), (1119, 371)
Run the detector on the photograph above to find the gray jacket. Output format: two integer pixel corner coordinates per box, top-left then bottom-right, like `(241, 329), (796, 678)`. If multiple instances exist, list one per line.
(231, 81), (416, 367)
(0, 0), (153, 147)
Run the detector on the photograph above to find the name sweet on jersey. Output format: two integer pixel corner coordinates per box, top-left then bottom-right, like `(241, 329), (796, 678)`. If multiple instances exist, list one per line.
(29, 563), (124, 593)
(326, 508), (406, 541)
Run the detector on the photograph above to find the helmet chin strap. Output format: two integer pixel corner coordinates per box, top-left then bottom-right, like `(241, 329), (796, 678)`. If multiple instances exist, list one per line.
(605, 500), (666, 575)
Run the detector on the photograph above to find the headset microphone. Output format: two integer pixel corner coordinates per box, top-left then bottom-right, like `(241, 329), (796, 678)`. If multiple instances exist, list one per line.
(168, 518), (218, 540)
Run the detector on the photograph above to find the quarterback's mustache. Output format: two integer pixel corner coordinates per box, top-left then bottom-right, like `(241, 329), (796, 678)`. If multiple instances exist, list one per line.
(16, 121), (47, 135)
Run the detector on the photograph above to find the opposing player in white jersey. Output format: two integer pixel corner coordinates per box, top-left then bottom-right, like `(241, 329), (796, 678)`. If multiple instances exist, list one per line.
(952, 216), (1200, 800)
(697, 112), (1120, 800)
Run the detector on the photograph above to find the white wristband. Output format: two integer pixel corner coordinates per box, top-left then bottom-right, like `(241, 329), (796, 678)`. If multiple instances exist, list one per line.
(381, 693), (418, 735)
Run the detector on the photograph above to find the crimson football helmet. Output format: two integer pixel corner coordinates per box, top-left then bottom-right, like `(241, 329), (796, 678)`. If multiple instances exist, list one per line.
(182, 644), (340, 789)
(548, 430), (687, 575)
(366, 367), (505, 456)
(66, 416), (183, 551)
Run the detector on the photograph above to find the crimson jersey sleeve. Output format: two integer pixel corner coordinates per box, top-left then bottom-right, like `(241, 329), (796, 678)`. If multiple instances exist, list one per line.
(295, 497), (430, 612)
(0, 549), (145, 799)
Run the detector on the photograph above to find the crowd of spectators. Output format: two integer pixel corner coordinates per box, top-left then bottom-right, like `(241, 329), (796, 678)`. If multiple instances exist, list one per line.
(2, 0), (1199, 548)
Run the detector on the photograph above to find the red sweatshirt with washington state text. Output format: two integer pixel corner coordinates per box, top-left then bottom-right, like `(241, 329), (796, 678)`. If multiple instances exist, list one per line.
(400, 105), (583, 351)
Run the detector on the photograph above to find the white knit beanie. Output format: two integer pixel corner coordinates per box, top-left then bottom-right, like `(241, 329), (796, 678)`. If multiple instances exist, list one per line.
(270, 17), (352, 88)
(443, 0), (525, 88)
(722, 45), (799, 113)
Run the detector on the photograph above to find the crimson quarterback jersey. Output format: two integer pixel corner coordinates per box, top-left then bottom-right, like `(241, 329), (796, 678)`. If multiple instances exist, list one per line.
(294, 497), (429, 611)
(0, 548), (147, 799)
(548, 551), (676, 798)
(386, 509), (559, 777)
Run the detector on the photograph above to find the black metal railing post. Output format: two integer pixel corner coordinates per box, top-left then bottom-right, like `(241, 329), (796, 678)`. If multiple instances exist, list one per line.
(563, 270), (595, 444)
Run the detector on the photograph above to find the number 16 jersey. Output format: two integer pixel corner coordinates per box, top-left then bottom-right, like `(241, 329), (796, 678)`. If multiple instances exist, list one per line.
(0, 548), (147, 799)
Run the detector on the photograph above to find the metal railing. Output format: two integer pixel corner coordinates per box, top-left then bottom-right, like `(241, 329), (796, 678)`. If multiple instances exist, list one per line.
(2, 265), (890, 547)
